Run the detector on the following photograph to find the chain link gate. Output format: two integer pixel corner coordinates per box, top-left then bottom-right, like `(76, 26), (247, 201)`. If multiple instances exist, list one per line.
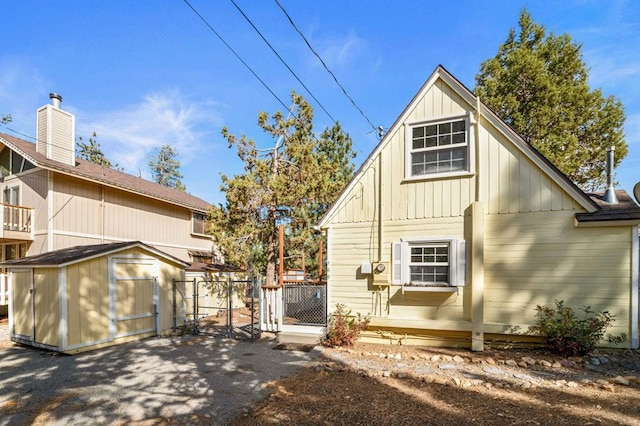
(283, 283), (327, 326)
(173, 277), (260, 341)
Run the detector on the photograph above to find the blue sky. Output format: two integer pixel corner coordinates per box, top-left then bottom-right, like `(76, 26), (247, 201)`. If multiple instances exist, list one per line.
(1, 1), (638, 205)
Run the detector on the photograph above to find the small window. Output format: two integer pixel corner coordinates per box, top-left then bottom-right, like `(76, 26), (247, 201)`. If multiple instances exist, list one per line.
(407, 117), (469, 178)
(192, 212), (208, 235)
(409, 244), (449, 285)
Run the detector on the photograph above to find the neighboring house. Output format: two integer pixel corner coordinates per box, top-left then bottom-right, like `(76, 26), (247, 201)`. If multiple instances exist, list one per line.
(318, 66), (640, 351)
(0, 93), (216, 311)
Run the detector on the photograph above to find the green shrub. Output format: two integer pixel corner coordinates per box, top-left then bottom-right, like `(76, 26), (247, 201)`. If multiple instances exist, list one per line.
(529, 300), (626, 356)
(322, 303), (371, 348)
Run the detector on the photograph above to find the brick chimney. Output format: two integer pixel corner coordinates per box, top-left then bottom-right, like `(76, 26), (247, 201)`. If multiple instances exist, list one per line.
(36, 93), (75, 166)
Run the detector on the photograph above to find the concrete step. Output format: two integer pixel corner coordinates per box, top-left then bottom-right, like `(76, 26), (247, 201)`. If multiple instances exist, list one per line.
(276, 331), (324, 345)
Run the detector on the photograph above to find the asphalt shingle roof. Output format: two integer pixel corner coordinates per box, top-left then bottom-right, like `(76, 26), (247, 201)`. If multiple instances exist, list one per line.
(576, 190), (640, 223)
(0, 241), (189, 267)
(0, 132), (210, 212)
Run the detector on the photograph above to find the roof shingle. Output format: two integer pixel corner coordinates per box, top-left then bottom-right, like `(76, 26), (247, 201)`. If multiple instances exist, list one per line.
(576, 190), (640, 223)
(0, 132), (211, 212)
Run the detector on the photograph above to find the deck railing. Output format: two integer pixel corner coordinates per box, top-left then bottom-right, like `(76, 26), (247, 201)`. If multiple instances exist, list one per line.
(0, 273), (7, 306)
(2, 204), (32, 233)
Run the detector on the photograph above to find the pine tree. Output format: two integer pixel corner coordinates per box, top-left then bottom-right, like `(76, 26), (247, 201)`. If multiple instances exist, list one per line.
(209, 92), (356, 285)
(76, 132), (121, 169)
(148, 144), (186, 191)
(475, 10), (627, 191)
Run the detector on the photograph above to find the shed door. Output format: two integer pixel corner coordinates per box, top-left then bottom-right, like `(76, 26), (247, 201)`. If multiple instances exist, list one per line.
(11, 270), (33, 340)
(110, 258), (158, 339)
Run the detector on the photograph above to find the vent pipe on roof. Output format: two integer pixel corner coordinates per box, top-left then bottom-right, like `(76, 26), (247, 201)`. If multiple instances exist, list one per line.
(49, 93), (62, 109)
(603, 146), (618, 205)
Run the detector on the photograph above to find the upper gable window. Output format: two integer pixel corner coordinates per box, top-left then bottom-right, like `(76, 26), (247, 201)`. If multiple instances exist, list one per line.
(407, 116), (470, 178)
(0, 148), (36, 177)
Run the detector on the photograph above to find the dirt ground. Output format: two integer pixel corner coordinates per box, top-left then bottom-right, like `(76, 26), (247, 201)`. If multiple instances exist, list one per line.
(232, 342), (640, 426)
(3, 314), (640, 425)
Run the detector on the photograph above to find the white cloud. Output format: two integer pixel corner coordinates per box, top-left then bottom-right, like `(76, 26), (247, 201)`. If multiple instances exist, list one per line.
(79, 91), (224, 178)
(319, 31), (367, 68)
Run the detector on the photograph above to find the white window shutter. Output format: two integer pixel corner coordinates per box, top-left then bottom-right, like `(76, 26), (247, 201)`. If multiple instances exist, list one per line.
(391, 242), (403, 284)
(457, 240), (467, 286)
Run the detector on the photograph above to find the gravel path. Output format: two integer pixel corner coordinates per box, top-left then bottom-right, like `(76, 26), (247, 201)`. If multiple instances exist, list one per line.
(0, 329), (321, 425)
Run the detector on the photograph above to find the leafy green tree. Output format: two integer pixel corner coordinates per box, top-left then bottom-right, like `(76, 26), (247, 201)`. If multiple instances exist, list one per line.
(148, 144), (186, 191)
(76, 132), (121, 169)
(209, 92), (356, 285)
(475, 10), (627, 191)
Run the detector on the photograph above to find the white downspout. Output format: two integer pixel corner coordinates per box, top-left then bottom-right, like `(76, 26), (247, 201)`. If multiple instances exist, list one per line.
(631, 225), (638, 349)
(474, 96), (482, 203)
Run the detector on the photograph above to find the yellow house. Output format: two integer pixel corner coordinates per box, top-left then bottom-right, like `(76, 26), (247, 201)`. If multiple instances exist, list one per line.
(3, 241), (188, 353)
(0, 93), (216, 312)
(318, 66), (640, 351)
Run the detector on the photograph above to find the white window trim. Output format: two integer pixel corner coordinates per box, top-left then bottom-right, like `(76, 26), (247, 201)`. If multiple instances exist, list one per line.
(191, 212), (208, 237)
(404, 112), (476, 182)
(392, 237), (466, 291)
(3, 184), (21, 206)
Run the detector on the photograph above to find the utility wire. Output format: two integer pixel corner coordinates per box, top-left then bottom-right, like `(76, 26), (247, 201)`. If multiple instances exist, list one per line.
(229, 0), (337, 124)
(182, 0), (365, 155)
(274, 0), (379, 135)
(182, 0), (292, 114)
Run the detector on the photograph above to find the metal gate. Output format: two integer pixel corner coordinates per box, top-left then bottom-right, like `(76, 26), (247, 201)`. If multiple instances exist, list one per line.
(173, 278), (260, 341)
(283, 283), (327, 326)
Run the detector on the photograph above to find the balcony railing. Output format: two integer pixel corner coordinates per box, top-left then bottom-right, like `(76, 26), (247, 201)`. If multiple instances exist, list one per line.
(1, 204), (33, 238)
(0, 273), (7, 306)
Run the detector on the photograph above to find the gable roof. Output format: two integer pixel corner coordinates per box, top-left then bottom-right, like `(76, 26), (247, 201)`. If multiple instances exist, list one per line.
(0, 132), (210, 212)
(319, 65), (608, 227)
(0, 240), (190, 268)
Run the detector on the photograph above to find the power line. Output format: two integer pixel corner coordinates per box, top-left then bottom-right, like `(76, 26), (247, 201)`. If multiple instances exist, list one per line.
(182, 0), (292, 114)
(182, 0), (365, 155)
(274, 0), (379, 135)
(228, 0), (337, 124)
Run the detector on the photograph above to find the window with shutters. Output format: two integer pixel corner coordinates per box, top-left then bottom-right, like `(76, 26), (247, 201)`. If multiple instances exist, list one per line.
(409, 244), (449, 285)
(392, 238), (466, 290)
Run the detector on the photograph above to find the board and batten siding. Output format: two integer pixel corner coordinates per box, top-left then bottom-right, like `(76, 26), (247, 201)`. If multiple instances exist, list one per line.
(325, 82), (582, 227)
(50, 174), (211, 261)
(66, 257), (110, 347)
(112, 246), (184, 334)
(321, 73), (624, 343)
(33, 268), (61, 347)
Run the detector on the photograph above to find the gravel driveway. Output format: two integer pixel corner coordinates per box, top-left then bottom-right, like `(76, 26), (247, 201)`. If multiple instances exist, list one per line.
(0, 327), (321, 425)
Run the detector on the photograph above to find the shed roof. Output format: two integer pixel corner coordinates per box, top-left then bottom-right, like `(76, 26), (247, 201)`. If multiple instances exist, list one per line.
(576, 190), (640, 224)
(186, 262), (244, 273)
(0, 241), (190, 268)
(0, 132), (210, 212)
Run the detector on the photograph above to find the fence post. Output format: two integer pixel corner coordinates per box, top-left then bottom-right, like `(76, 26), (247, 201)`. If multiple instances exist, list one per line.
(250, 277), (256, 342)
(172, 279), (176, 333)
(227, 276), (233, 338)
(192, 278), (198, 335)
